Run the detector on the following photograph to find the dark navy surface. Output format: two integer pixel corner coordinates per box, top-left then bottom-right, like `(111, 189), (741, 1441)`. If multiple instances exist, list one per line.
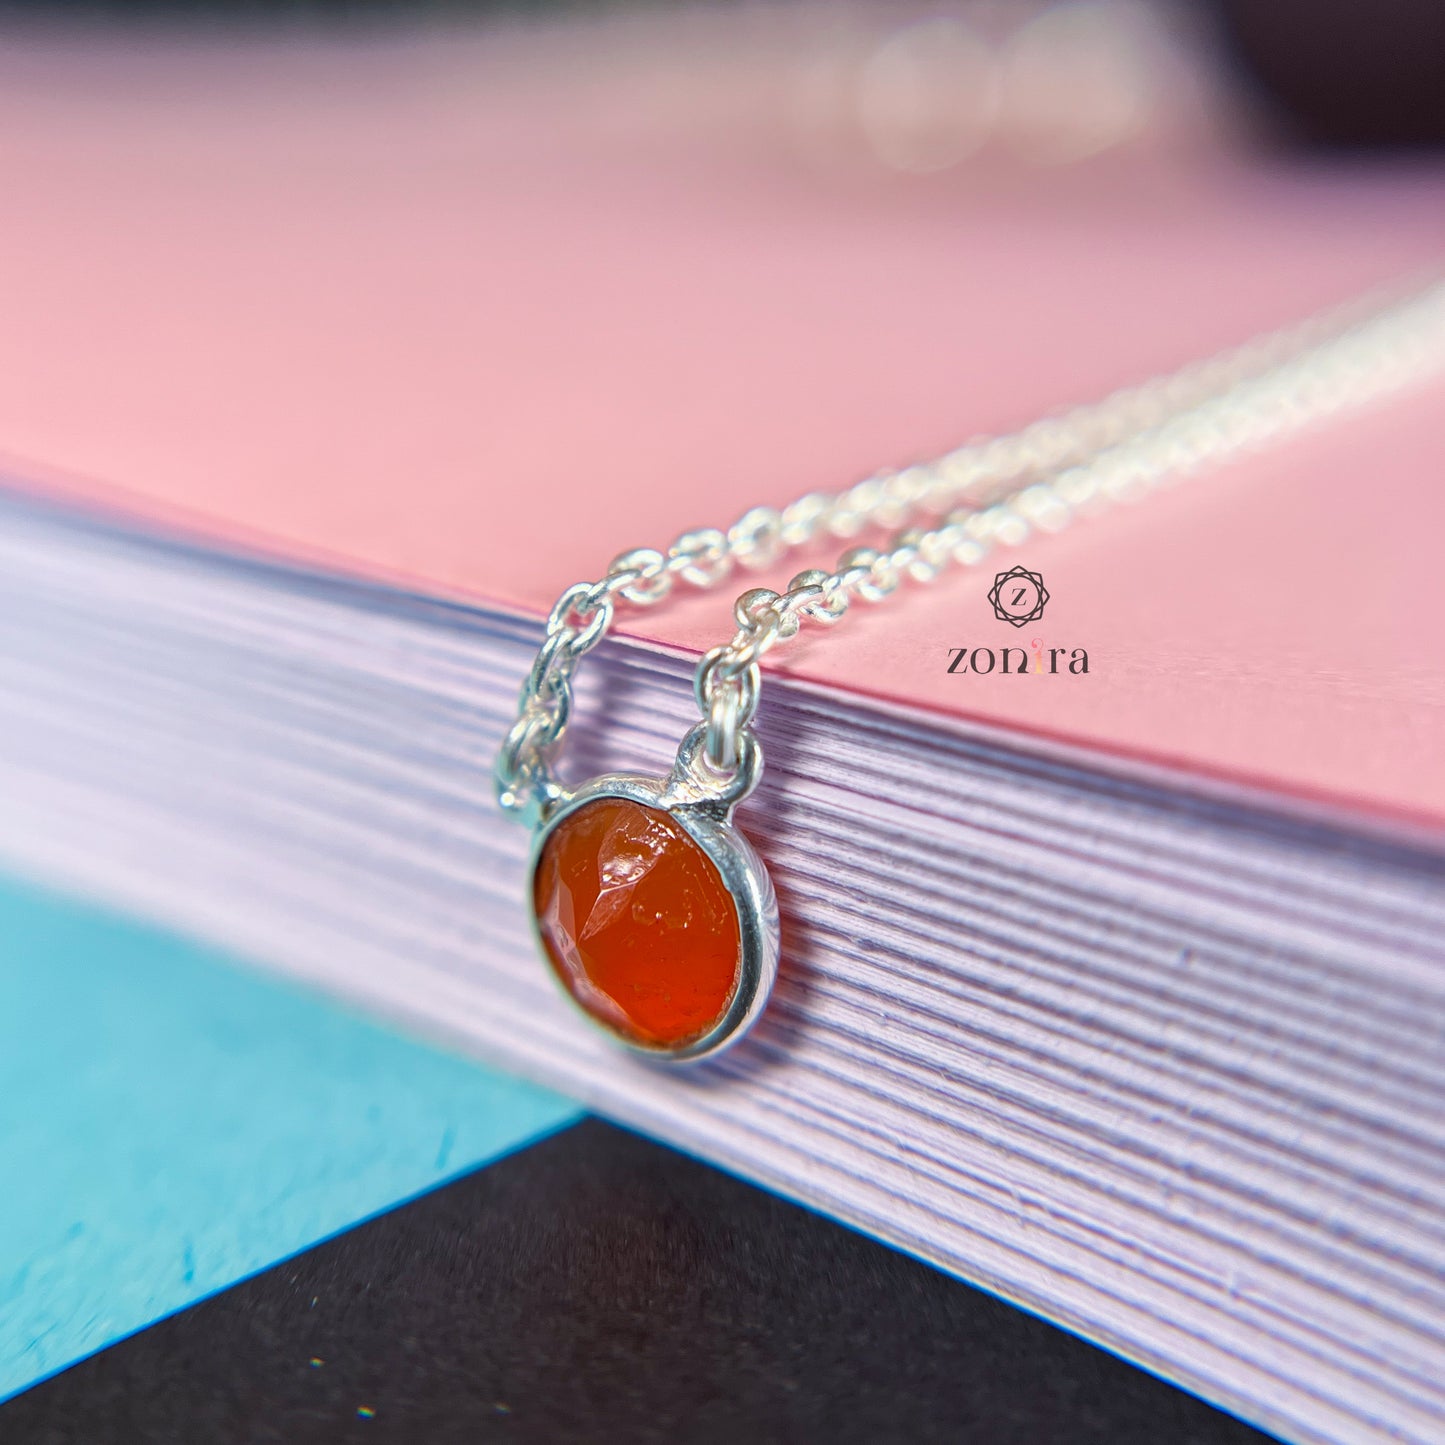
(4, 1119), (1278, 1445)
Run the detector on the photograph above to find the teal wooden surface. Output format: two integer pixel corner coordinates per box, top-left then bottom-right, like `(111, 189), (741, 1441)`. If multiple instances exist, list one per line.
(0, 875), (580, 1401)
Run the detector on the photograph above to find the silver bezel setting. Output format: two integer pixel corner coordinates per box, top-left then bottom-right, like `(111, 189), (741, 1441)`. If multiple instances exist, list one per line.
(527, 729), (778, 1064)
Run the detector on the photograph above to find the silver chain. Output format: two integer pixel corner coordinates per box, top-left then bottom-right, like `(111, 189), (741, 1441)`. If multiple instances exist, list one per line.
(497, 277), (1445, 819)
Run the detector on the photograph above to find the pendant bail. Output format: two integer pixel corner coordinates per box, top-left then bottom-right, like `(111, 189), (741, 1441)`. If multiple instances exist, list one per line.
(665, 722), (764, 814)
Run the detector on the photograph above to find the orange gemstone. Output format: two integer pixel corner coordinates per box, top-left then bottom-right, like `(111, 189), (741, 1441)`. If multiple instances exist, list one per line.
(533, 797), (741, 1049)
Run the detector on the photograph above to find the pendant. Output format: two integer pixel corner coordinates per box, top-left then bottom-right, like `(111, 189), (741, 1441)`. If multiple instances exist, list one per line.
(527, 724), (779, 1063)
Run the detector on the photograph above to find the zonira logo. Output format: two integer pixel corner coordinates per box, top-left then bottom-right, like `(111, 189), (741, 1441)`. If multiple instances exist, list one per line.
(947, 643), (1089, 675)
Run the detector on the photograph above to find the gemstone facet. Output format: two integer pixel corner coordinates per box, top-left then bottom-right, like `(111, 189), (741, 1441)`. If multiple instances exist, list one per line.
(532, 796), (742, 1050)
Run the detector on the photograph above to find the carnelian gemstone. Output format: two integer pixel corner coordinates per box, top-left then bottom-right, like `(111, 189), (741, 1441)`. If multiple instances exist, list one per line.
(533, 797), (740, 1049)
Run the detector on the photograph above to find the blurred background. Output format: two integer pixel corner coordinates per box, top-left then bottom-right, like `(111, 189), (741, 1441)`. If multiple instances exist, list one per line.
(0, 0), (1442, 158)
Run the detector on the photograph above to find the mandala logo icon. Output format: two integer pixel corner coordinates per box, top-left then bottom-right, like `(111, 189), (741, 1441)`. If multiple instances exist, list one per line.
(988, 566), (1049, 627)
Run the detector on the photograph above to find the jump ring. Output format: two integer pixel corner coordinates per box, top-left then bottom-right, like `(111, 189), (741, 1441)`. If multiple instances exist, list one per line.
(705, 674), (742, 771)
(693, 647), (760, 728)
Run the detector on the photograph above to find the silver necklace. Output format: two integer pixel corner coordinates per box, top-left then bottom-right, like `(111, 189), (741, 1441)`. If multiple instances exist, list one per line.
(497, 278), (1445, 1063)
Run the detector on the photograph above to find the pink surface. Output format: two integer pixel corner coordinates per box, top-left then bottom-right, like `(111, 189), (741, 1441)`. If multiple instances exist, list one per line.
(1, 26), (1443, 826)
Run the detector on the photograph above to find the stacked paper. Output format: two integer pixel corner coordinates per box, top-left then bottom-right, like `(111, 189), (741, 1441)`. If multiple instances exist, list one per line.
(3, 493), (1442, 1445)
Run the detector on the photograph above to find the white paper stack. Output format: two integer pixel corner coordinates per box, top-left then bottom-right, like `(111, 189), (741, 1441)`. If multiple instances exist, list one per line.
(2, 490), (1442, 1445)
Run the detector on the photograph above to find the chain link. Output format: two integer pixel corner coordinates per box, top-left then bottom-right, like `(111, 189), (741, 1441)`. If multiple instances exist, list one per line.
(497, 278), (1445, 811)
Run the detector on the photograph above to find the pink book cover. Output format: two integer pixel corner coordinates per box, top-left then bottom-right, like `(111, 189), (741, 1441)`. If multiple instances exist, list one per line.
(2, 21), (1442, 831)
